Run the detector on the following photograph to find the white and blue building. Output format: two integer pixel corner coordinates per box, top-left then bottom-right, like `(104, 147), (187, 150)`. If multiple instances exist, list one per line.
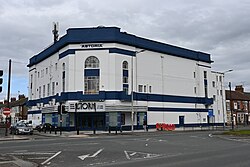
(27, 26), (225, 131)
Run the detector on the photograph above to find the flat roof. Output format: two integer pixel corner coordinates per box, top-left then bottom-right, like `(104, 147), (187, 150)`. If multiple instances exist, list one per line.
(28, 26), (212, 67)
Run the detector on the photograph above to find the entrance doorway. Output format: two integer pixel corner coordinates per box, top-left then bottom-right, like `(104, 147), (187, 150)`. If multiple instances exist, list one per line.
(179, 116), (185, 127)
(79, 113), (105, 130)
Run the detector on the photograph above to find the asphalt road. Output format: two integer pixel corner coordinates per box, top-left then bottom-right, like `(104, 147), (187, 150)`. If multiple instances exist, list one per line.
(0, 131), (250, 167)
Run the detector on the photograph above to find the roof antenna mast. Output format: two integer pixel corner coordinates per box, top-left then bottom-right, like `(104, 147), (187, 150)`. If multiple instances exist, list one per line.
(52, 22), (59, 43)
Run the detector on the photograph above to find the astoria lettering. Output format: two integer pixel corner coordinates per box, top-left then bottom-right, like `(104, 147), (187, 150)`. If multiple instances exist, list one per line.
(82, 44), (103, 48)
(77, 102), (96, 110)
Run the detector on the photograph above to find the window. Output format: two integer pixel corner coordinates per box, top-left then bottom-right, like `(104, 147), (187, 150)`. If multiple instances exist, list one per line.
(121, 113), (125, 125)
(123, 86), (129, 94)
(52, 82), (55, 95)
(123, 76), (128, 83)
(55, 63), (58, 71)
(212, 81), (215, 87)
(204, 71), (207, 79)
(219, 76), (222, 82)
(30, 74), (33, 90)
(220, 90), (222, 96)
(204, 86), (208, 97)
(47, 83), (50, 96)
(39, 86), (41, 98)
(122, 61), (129, 94)
(84, 56), (100, 94)
(43, 85), (45, 97)
(84, 76), (99, 94)
(41, 69), (44, 78)
(38, 72), (40, 78)
(62, 63), (65, 92)
(122, 61), (128, 70)
(213, 95), (216, 101)
(46, 68), (48, 74)
(226, 102), (230, 111)
(138, 85), (143, 92)
(193, 72), (196, 78)
(194, 87), (197, 94)
(144, 85), (147, 92)
(85, 56), (99, 68)
(149, 86), (152, 93)
(237, 101), (240, 109)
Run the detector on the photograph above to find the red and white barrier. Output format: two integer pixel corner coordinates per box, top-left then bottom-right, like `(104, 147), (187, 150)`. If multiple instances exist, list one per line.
(156, 123), (175, 131)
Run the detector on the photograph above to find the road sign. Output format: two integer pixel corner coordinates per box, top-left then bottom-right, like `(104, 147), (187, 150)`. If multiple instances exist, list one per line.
(3, 108), (11, 116)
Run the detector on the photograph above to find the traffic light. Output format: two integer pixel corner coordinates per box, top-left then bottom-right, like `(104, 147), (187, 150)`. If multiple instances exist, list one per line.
(58, 104), (67, 115)
(0, 70), (3, 93)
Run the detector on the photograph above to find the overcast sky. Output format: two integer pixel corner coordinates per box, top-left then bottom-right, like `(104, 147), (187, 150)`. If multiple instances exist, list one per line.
(0, 0), (249, 100)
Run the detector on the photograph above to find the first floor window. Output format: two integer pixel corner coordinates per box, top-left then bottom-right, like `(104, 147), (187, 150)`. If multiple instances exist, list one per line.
(149, 86), (152, 93)
(52, 82), (55, 95)
(47, 83), (50, 96)
(84, 76), (99, 94)
(43, 85), (45, 97)
(39, 86), (41, 98)
(138, 85), (143, 92)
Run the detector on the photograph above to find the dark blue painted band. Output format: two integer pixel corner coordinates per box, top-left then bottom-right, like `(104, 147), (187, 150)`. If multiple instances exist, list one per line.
(59, 49), (75, 59)
(58, 48), (136, 60)
(27, 91), (213, 107)
(27, 110), (42, 114)
(84, 69), (100, 76)
(148, 107), (210, 112)
(109, 48), (135, 56)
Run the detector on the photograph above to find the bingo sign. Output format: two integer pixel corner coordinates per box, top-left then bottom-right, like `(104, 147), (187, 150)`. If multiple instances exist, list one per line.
(3, 108), (11, 116)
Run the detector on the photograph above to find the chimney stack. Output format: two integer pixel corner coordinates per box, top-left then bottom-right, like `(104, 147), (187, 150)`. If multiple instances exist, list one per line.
(235, 85), (244, 93)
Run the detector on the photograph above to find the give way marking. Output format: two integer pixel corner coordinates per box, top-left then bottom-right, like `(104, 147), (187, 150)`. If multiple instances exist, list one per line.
(78, 148), (104, 161)
(124, 150), (161, 160)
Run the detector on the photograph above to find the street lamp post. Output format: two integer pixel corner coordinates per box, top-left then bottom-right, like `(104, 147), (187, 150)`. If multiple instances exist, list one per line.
(131, 49), (145, 132)
(229, 82), (234, 130)
(220, 69), (233, 130)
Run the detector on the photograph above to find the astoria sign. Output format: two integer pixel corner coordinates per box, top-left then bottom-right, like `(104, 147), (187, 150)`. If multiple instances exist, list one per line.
(81, 43), (103, 49)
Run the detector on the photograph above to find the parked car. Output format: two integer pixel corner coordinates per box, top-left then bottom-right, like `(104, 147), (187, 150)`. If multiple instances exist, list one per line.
(35, 123), (57, 132)
(10, 123), (33, 135)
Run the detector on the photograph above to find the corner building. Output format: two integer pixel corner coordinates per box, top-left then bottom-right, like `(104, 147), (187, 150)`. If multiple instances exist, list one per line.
(27, 26), (225, 131)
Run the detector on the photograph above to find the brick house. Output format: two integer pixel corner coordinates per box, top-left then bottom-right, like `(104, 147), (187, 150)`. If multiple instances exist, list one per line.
(225, 85), (250, 125)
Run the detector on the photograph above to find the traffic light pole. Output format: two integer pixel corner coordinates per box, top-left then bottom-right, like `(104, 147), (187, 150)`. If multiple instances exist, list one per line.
(60, 106), (62, 136)
(5, 59), (11, 136)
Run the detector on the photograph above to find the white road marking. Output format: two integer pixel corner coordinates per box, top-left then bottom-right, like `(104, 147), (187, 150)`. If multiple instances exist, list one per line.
(9, 152), (55, 155)
(78, 148), (104, 161)
(130, 152), (137, 156)
(124, 151), (130, 160)
(41, 151), (62, 165)
(124, 150), (161, 160)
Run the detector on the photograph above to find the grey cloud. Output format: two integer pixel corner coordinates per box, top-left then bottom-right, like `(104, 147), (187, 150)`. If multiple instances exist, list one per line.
(1, 0), (250, 100)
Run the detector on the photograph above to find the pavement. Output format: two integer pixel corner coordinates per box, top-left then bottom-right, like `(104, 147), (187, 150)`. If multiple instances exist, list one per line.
(1, 125), (250, 141)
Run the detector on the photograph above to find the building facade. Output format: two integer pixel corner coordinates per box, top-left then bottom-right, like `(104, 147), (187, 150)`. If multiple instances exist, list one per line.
(226, 85), (250, 125)
(27, 26), (225, 131)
